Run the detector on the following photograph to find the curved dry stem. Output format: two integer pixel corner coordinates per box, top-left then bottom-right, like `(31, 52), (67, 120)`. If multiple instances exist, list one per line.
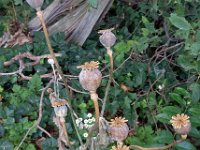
(60, 118), (70, 146)
(129, 139), (183, 150)
(15, 80), (53, 150)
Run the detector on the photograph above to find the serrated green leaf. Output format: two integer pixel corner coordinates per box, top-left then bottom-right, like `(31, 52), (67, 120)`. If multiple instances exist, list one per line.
(169, 13), (191, 30)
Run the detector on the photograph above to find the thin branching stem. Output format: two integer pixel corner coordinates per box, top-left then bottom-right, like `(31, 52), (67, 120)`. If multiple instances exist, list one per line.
(129, 139), (183, 150)
(101, 47), (113, 117)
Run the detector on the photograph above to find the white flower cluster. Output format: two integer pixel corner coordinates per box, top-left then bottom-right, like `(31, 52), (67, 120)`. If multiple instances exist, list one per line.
(75, 113), (96, 130)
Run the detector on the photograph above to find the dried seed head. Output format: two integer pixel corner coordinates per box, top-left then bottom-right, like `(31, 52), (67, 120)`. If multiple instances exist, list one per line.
(99, 28), (116, 48)
(108, 117), (129, 142)
(77, 61), (102, 92)
(111, 144), (129, 150)
(170, 114), (191, 135)
(26, 0), (44, 11)
(54, 105), (67, 117)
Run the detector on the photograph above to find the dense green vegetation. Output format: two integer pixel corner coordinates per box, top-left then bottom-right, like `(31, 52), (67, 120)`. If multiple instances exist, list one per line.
(1, 0), (200, 149)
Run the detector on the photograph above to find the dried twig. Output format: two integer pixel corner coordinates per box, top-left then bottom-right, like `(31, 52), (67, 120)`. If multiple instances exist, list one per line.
(129, 139), (183, 150)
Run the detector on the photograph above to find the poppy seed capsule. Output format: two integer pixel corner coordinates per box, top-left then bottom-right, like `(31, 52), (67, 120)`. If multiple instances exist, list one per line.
(174, 122), (191, 135)
(108, 117), (129, 143)
(54, 105), (67, 118)
(77, 61), (102, 92)
(99, 28), (116, 48)
(26, 0), (44, 11)
(170, 114), (191, 135)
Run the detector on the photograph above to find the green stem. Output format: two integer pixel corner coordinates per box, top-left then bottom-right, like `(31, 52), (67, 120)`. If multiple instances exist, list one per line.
(100, 47), (113, 117)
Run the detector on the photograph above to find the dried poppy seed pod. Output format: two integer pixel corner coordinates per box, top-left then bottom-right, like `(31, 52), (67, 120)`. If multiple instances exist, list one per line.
(108, 117), (129, 143)
(77, 61), (102, 92)
(54, 105), (67, 118)
(170, 114), (191, 137)
(26, 0), (44, 11)
(99, 28), (116, 48)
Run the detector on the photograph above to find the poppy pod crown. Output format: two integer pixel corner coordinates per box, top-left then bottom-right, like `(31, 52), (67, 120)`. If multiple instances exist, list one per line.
(77, 61), (102, 92)
(170, 114), (191, 135)
(108, 117), (129, 143)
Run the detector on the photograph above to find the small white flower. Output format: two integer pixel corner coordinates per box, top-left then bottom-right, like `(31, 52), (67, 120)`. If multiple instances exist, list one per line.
(87, 113), (92, 118)
(158, 84), (164, 90)
(75, 118), (83, 125)
(48, 58), (54, 65)
(91, 117), (95, 122)
(84, 119), (88, 124)
(83, 132), (88, 138)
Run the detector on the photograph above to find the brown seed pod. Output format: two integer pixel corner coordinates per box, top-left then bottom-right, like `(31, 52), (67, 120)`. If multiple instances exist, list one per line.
(108, 117), (129, 143)
(26, 0), (44, 11)
(170, 114), (191, 135)
(77, 61), (102, 92)
(99, 28), (116, 48)
(54, 105), (67, 117)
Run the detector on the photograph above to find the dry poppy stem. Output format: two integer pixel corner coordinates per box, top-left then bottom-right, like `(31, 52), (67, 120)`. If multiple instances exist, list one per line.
(90, 92), (100, 124)
(36, 10), (83, 148)
(60, 118), (70, 146)
(101, 47), (113, 117)
(129, 139), (183, 150)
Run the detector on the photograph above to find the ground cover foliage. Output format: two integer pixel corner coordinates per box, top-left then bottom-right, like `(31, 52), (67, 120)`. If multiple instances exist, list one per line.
(0, 0), (200, 149)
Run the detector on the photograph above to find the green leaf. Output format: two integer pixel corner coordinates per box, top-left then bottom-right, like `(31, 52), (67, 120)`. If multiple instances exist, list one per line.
(0, 140), (13, 150)
(169, 93), (186, 105)
(169, 13), (191, 30)
(190, 83), (200, 103)
(88, 0), (97, 8)
(42, 138), (57, 150)
(154, 130), (173, 144)
(28, 74), (42, 92)
(174, 87), (190, 97)
(26, 144), (36, 150)
(174, 141), (196, 150)
(79, 103), (87, 109)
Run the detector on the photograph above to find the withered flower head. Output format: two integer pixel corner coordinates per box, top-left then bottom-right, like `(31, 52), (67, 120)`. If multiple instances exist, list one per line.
(170, 114), (191, 135)
(77, 61), (102, 92)
(110, 117), (128, 127)
(111, 144), (129, 150)
(108, 117), (129, 142)
(77, 61), (99, 70)
(99, 28), (116, 48)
